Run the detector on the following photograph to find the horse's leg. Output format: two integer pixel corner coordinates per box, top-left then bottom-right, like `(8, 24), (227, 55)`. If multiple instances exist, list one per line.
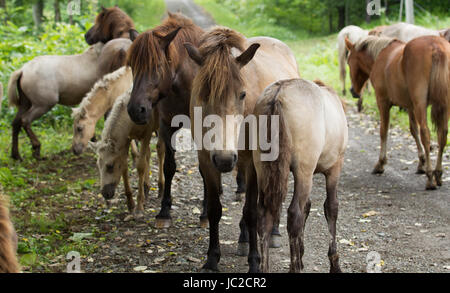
(121, 163), (135, 213)
(373, 99), (391, 174)
(324, 158), (344, 273)
(135, 139), (150, 217)
(156, 136), (165, 198)
(269, 206), (282, 249)
(257, 186), (274, 273)
(199, 152), (223, 272)
(21, 105), (54, 160)
(408, 111), (426, 174)
(198, 167), (209, 228)
(288, 170), (313, 273)
(237, 216), (249, 256)
(130, 140), (139, 168)
(235, 166), (246, 202)
(243, 162), (260, 273)
(357, 97), (364, 112)
(155, 123), (176, 228)
(433, 117), (448, 187)
(11, 106), (29, 160)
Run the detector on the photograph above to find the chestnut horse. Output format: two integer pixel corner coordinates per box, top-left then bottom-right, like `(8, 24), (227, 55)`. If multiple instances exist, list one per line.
(184, 27), (299, 272)
(253, 79), (348, 273)
(0, 194), (20, 273)
(346, 35), (450, 190)
(85, 5), (136, 45)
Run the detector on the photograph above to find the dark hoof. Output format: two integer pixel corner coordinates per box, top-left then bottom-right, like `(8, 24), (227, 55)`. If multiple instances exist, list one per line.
(201, 261), (219, 272)
(434, 170), (443, 187)
(236, 242), (249, 256)
(426, 183), (437, 191)
(416, 168), (426, 175)
(372, 167), (384, 175)
(155, 218), (172, 228)
(199, 218), (208, 228)
(269, 235), (282, 248)
(235, 192), (244, 202)
(330, 266), (343, 273)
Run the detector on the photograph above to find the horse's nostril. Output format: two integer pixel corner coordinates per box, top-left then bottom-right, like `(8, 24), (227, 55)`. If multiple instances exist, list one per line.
(233, 153), (238, 163)
(139, 106), (146, 114)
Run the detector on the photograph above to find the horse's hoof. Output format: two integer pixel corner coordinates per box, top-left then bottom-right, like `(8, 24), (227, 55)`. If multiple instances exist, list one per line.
(235, 192), (244, 202)
(236, 242), (249, 256)
(416, 168), (426, 175)
(199, 218), (208, 228)
(372, 167), (384, 175)
(201, 262), (219, 273)
(134, 210), (145, 220)
(426, 183), (437, 191)
(434, 170), (443, 187)
(269, 235), (282, 249)
(330, 266), (343, 273)
(155, 218), (172, 229)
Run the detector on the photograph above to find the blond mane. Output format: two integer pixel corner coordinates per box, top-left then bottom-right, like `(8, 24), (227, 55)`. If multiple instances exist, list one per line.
(355, 36), (400, 60)
(72, 66), (129, 120)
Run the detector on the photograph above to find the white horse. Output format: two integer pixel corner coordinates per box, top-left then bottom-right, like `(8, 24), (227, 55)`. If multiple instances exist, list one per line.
(380, 22), (439, 42)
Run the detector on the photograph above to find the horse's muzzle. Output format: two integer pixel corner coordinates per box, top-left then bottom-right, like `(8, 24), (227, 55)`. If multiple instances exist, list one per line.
(127, 103), (151, 125)
(102, 183), (117, 200)
(350, 87), (361, 99)
(211, 152), (238, 173)
(72, 143), (85, 156)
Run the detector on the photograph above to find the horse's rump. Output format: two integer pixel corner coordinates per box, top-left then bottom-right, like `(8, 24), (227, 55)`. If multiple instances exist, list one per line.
(0, 194), (19, 273)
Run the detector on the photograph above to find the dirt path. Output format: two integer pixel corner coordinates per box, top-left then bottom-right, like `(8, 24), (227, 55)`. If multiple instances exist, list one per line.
(165, 0), (215, 29)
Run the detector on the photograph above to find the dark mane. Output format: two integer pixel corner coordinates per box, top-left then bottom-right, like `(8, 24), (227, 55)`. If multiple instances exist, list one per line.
(95, 6), (135, 39)
(193, 27), (246, 105)
(127, 12), (203, 81)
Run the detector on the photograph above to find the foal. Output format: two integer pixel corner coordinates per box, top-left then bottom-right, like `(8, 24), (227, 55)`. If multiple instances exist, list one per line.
(0, 194), (20, 273)
(346, 35), (450, 190)
(253, 79), (348, 273)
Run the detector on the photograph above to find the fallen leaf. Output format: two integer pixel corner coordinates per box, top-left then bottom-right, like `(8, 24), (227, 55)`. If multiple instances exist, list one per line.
(133, 266), (147, 272)
(362, 211), (378, 218)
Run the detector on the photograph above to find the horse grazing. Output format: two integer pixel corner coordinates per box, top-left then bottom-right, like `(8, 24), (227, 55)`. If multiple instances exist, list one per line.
(92, 90), (165, 217)
(85, 5), (136, 45)
(0, 194), (20, 273)
(337, 25), (369, 111)
(254, 79), (348, 273)
(346, 35), (450, 190)
(184, 26), (299, 272)
(7, 38), (132, 161)
(72, 66), (132, 155)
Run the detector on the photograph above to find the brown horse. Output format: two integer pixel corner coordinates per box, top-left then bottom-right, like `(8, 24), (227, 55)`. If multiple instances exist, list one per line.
(253, 79), (348, 273)
(7, 39), (131, 160)
(184, 27), (299, 272)
(85, 5), (136, 45)
(0, 194), (20, 273)
(346, 35), (450, 190)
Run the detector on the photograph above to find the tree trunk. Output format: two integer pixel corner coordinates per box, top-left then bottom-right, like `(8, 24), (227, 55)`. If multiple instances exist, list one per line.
(32, 0), (44, 28)
(337, 5), (345, 30)
(385, 0), (389, 17)
(0, 0), (7, 25)
(54, 0), (61, 22)
(329, 10), (333, 34)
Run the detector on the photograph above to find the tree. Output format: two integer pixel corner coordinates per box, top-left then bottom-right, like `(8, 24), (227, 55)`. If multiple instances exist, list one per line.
(54, 0), (61, 22)
(32, 0), (45, 28)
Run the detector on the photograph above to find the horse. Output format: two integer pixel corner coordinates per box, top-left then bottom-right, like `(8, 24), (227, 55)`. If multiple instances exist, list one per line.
(184, 26), (300, 272)
(345, 35), (450, 190)
(85, 5), (136, 45)
(253, 79), (348, 273)
(7, 38), (132, 161)
(0, 194), (20, 273)
(92, 89), (165, 218)
(126, 13), (249, 230)
(369, 25), (388, 36)
(337, 25), (369, 111)
(72, 66), (133, 155)
(440, 28), (450, 42)
(380, 22), (440, 42)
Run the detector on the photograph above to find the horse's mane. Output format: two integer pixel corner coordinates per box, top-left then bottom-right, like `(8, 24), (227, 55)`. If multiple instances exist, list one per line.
(193, 26), (246, 105)
(98, 88), (132, 153)
(72, 66), (130, 120)
(95, 6), (134, 37)
(355, 36), (400, 60)
(127, 12), (203, 81)
(0, 194), (19, 273)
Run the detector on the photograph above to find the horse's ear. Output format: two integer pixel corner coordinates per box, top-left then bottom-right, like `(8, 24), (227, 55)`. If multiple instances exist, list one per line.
(345, 37), (354, 51)
(167, 11), (174, 17)
(236, 43), (260, 68)
(115, 4), (119, 8)
(184, 42), (203, 66)
(101, 5), (107, 12)
(129, 29), (139, 42)
(159, 27), (182, 52)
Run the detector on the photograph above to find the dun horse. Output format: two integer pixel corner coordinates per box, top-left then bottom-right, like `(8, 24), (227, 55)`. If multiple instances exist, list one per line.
(92, 90), (165, 217)
(7, 38), (131, 160)
(253, 79), (348, 273)
(0, 194), (20, 273)
(72, 66), (133, 155)
(346, 35), (450, 190)
(85, 5), (136, 45)
(184, 27), (299, 272)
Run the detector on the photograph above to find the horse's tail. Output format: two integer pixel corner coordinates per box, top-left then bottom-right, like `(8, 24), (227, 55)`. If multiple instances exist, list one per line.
(7, 69), (23, 108)
(429, 44), (449, 130)
(0, 194), (20, 273)
(258, 83), (292, 220)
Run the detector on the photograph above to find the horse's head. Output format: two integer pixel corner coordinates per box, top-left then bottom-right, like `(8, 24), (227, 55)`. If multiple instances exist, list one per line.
(345, 37), (371, 99)
(185, 28), (260, 173)
(127, 28), (181, 125)
(85, 6), (135, 45)
(72, 107), (96, 156)
(93, 140), (127, 200)
(440, 28), (450, 42)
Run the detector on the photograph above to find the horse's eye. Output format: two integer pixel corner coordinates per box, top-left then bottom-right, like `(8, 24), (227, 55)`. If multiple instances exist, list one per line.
(239, 91), (246, 100)
(77, 126), (83, 132)
(106, 164), (114, 173)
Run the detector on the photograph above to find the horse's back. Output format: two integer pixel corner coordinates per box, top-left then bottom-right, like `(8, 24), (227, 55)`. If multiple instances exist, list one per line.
(382, 23), (438, 42)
